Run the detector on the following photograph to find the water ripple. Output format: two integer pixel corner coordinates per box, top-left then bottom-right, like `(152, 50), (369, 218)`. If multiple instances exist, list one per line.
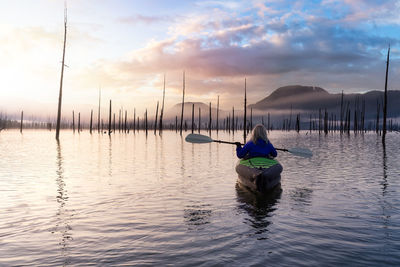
(0, 130), (399, 266)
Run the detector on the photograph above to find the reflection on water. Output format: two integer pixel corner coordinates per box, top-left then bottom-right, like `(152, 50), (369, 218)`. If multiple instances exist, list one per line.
(236, 183), (281, 240)
(54, 141), (73, 266)
(183, 203), (212, 230)
(108, 136), (112, 177)
(289, 187), (313, 212)
(380, 141), (391, 240)
(1, 130), (400, 266)
(381, 141), (388, 194)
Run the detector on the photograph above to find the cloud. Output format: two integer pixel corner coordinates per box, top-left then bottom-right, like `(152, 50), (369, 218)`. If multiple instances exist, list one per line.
(75, 0), (400, 109)
(0, 26), (58, 54)
(118, 14), (175, 25)
(0, 24), (102, 54)
(195, 1), (242, 10)
(98, 22), (390, 76)
(320, 0), (400, 24)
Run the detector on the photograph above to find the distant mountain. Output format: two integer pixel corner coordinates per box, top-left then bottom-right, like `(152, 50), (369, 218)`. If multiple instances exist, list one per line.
(165, 102), (228, 121)
(165, 86), (400, 125)
(249, 85), (400, 119)
(251, 85), (336, 110)
(262, 85), (329, 101)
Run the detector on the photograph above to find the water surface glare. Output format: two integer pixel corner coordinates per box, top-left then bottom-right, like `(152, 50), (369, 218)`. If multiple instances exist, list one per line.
(1, 130), (399, 266)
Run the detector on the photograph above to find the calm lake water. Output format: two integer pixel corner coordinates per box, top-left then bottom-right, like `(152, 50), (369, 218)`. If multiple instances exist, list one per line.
(1, 130), (399, 266)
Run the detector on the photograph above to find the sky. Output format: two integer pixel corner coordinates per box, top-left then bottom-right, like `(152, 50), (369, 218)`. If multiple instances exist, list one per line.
(0, 0), (399, 120)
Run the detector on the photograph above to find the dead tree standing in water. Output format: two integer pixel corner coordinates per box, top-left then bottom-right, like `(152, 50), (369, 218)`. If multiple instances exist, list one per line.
(191, 103), (195, 133)
(154, 101), (159, 135)
(243, 78), (247, 142)
(159, 74), (166, 134)
(383, 45), (390, 143)
(179, 71), (185, 136)
(216, 96), (219, 133)
(90, 109), (93, 134)
(20, 111), (23, 133)
(55, 6), (67, 140)
(72, 111), (75, 133)
(208, 102), (212, 134)
(108, 100), (112, 135)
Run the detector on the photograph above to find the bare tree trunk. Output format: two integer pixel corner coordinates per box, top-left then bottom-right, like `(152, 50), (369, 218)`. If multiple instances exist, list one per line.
(340, 90), (344, 133)
(191, 103), (194, 133)
(232, 107), (235, 133)
(78, 112), (81, 133)
(124, 110), (127, 133)
(98, 88), (101, 133)
(216, 96), (219, 133)
(90, 109), (93, 134)
(154, 101), (159, 135)
(243, 78), (247, 142)
(145, 109), (148, 135)
(72, 110), (75, 133)
(347, 105), (351, 134)
(56, 7), (67, 140)
(296, 114), (300, 133)
(20, 111), (23, 133)
(108, 100), (112, 135)
(180, 71), (185, 135)
(383, 45), (390, 143)
(209, 102), (212, 134)
(159, 73), (166, 133)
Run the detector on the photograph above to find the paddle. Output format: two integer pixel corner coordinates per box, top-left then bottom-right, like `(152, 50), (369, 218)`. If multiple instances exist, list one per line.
(185, 133), (313, 158)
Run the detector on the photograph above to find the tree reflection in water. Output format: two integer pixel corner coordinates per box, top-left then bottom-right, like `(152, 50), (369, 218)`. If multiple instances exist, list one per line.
(236, 183), (281, 240)
(54, 141), (73, 266)
(381, 141), (390, 240)
(183, 203), (212, 230)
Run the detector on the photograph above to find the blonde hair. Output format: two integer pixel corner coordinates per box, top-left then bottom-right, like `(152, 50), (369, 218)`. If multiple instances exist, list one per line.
(250, 124), (269, 144)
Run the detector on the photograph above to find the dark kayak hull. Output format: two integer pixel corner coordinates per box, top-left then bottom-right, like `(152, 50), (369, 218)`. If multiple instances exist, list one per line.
(235, 159), (283, 193)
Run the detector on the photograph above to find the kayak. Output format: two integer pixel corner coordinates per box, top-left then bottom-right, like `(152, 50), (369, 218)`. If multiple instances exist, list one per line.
(235, 157), (283, 193)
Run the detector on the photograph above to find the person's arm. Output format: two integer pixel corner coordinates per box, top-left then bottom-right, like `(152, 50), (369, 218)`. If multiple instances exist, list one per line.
(268, 142), (278, 157)
(236, 141), (252, 158)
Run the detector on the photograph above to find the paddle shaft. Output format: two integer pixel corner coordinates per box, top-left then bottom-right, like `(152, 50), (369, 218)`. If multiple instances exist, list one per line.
(212, 139), (288, 152)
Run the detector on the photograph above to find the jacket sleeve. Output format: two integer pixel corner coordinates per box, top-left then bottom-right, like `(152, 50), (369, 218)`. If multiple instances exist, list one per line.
(269, 142), (278, 157)
(236, 142), (252, 158)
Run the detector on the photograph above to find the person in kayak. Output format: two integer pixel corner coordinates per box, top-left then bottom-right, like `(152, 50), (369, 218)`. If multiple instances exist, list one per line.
(236, 124), (277, 159)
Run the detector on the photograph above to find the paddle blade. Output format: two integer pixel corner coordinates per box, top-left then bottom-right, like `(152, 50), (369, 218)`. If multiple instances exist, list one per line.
(287, 147), (313, 158)
(185, 133), (213, 144)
